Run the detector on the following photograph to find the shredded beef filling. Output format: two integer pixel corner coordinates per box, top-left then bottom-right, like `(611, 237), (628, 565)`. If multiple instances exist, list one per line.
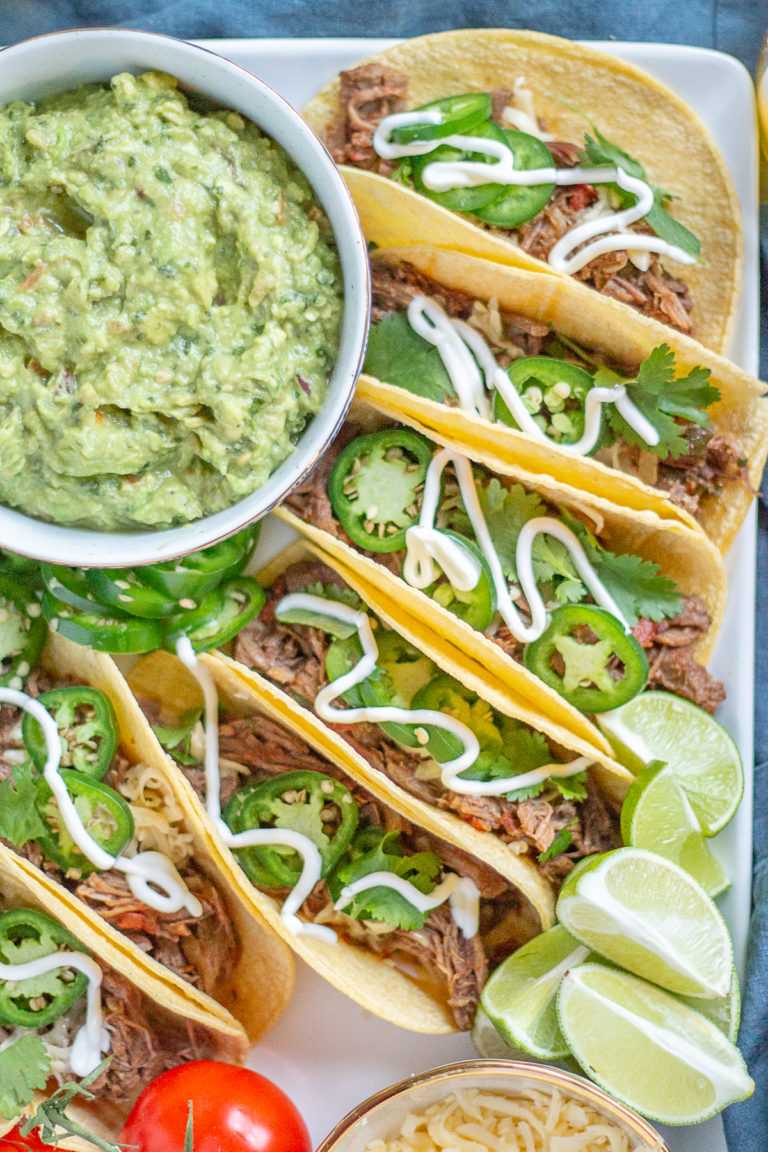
(512, 191), (695, 334)
(83, 967), (218, 1109)
(0, 675), (240, 997)
(370, 260), (477, 325)
(233, 561), (622, 884)
(632, 594), (725, 714)
(326, 63), (408, 175)
(327, 63), (695, 333)
(73, 863), (239, 998)
(597, 425), (749, 520)
(377, 903), (488, 1030)
(370, 258), (551, 359)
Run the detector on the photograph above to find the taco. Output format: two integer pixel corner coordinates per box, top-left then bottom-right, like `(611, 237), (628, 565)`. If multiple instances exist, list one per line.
(272, 399), (727, 749)
(359, 245), (767, 554)
(0, 842), (246, 1137)
(0, 627), (294, 1043)
(210, 542), (627, 906)
(123, 638), (552, 1035)
(302, 29), (741, 352)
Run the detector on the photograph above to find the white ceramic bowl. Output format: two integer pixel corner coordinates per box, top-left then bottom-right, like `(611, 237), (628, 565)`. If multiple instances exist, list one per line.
(317, 1061), (669, 1152)
(0, 28), (369, 567)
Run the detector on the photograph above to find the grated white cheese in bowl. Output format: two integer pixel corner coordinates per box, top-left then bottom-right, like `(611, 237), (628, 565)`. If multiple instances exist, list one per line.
(317, 1062), (668, 1152)
(364, 1087), (659, 1152)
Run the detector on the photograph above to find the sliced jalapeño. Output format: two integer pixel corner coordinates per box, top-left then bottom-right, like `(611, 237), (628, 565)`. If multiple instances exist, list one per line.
(34, 769), (134, 877)
(224, 770), (359, 888)
(0, 575), (47, 688)
(390, 93), (492, 144)
(0, 908), (89, 1027)
(22, 686), (118, 780)
(328, 428), (433, 553)
(524, 603), (649, 712)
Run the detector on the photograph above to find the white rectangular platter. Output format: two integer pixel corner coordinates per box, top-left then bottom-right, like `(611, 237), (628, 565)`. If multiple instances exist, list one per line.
(196, 38), (760, 1152)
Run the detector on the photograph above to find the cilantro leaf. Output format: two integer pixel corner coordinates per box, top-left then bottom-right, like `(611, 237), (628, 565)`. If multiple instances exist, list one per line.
(578, 129), (700, 259)
(458, 717), (561, 802)
(364, 311), (454, 402)
(276, 582), (362, 639)
(330, 829), (441, 930)
(446, 478), (545, 580)
(531, 534), (582, 596)
(580, 129), (645, 180)
(0, 1034), (50, 1121)
(560, 510), (683, 625)
(0, 764), (46, 847)
(556, 774), (588, 802)
(606, 386), (688, 460)
(606, 345), (719, 460)
(645, 193), (701, 259)
(554, 578), (588, 605)
(592, 550), (683, 624)
(152, 706), (203, 766)
(538, 820), (578, 863)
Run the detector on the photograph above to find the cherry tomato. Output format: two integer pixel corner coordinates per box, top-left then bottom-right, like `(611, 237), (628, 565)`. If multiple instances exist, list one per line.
(120, 1062), (311, 1152)
(0, 1125), (51, 1152)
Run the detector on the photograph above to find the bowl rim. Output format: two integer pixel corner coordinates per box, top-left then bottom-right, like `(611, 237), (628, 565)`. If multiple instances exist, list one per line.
(0, 26), (369, 567)
(315, 1059), (670, 1152)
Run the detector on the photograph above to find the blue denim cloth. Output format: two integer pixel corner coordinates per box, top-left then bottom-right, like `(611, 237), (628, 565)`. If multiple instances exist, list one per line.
(1, 1), (767, 1146)
(722, 226), (768, 1147)
(0, 0), (767, 74)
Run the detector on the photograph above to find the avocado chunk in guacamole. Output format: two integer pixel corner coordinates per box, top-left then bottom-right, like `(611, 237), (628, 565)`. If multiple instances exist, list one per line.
(0, 71), (343, 530)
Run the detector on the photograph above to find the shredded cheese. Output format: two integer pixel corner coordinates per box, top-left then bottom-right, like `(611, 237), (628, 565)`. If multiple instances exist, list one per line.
(364, 1088), (660, 1152)
(0, 1013), (79, 1081)
(118, 762), (195, 865)
(466, 299), (526, 364)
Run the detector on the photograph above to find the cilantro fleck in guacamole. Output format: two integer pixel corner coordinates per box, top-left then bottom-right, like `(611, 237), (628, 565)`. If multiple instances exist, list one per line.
(0, 71), (343, 530)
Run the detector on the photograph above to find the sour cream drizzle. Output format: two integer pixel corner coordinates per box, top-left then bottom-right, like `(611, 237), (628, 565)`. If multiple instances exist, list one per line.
(402, 448), (630, 643)
(0, 688), (202, 917)
(274, 594), (588, 801)
(406, 294), (661, 454)
(0, 951), (108, 1076)
(334, 872), (480, 938)
(175, 637), (480, 940)
(372, 111), (697, 274)
(176, 637), (335, 943)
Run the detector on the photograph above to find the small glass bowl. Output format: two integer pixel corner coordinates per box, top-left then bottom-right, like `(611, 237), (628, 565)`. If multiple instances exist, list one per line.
(317, 1060), (669, 1152)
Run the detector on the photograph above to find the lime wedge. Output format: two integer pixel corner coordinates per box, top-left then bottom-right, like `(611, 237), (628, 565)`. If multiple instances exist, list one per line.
(480, 924), (590, 1058)
(597, 692), (742, 835)
(621, 761), (729, 896)
(678, 964), (741, 1043)
(556, 847), (733, 997)
(557, 964), (753, 1124)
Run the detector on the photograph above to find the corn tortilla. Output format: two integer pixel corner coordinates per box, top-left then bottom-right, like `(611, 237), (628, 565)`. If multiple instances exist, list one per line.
(302, 28), (742, 353)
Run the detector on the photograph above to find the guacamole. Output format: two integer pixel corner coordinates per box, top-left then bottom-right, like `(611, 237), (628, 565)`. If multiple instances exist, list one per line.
(0, 71), (343, 530)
